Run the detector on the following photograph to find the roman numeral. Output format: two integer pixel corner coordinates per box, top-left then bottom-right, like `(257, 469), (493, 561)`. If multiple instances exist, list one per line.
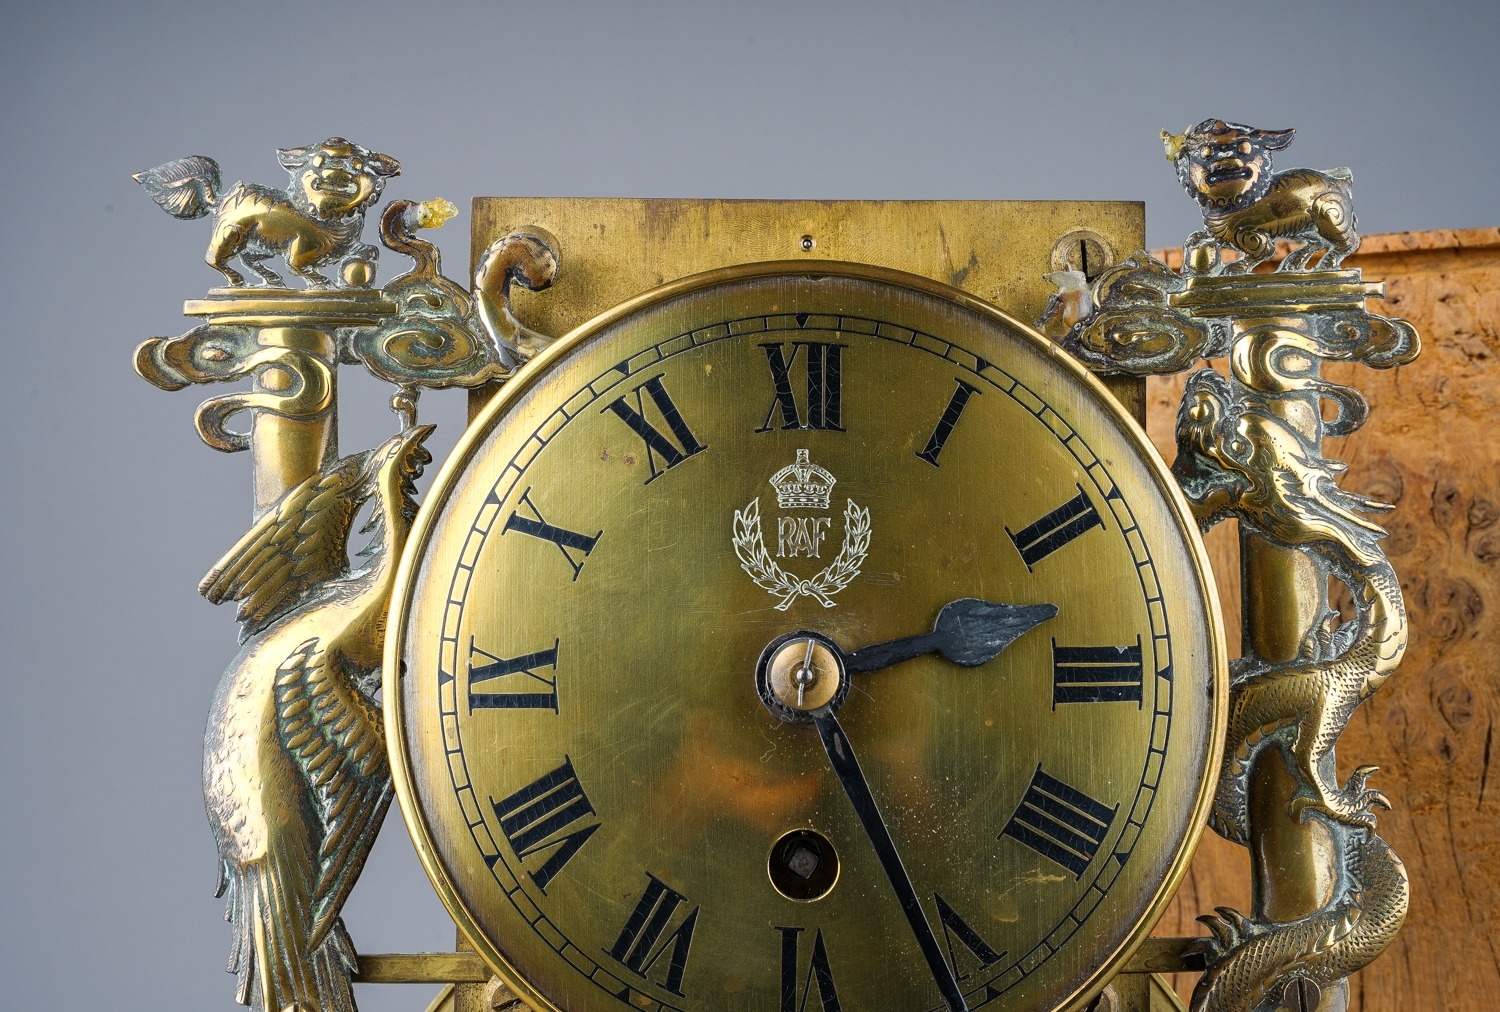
(756, 341), (846, 433)
(933, 893), (1005, 981)
(1052, 637), (1144, 707)
(1006, 484), (1105, 570)
(501, 487), (601, 581)
(1001, 766), (1117, 878)
(776, 926), (843, 1012)
(468, 638), (559, 713)
(916, 378), (981, 466)
(606, 873), (700, 997)
(490, 757), (600, 893)
(603, 373), (707, 483)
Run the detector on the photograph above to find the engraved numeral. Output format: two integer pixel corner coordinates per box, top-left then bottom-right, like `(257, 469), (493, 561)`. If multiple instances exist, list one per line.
(604, 373), (707, 483)
(501, 487), (601, 581)
(490, 756), (600, 893)
(933, 893), (1005, 981)
(916, 378), (981, 466)
(1006, 484), (1105, 570)
(1052, 637), (1144, 707)
(1001, 765), (1118, 877)
(468, 638), (559, 713)
(756, 341), (846, 433)
(606, 873), (700, 997)
(776, 926), (843, 1012)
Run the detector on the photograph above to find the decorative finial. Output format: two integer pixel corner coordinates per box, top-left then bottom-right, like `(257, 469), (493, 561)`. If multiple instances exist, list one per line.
(135, 137), (400, 289)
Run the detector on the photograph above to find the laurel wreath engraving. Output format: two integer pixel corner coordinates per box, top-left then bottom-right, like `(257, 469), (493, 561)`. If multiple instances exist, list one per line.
(733, 497), (871, 610)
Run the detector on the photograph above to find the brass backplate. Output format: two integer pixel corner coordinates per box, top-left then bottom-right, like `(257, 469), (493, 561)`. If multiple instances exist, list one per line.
(472, 198), (1144, 337)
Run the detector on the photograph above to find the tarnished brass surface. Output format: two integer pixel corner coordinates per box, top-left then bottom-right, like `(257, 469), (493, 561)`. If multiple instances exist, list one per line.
(245, 326), (338, 513)
(1054, 121), (1417, 1011)
(472, 198), (1143, 344)
(389, 261), (1224, 1012)
(1149, 975), (1189, 1012)
(1078, 973), (1189, 1012)
(356, 952), (493, 984)
(1121, 939), (1206, 975)
(1161, 121), (1358, 275)
(1242, 527), (1340, 934)
(1167, 273), (1380, 316)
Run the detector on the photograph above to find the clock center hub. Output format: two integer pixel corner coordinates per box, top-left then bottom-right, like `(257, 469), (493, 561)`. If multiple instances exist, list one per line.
(756, 630), (847, 723)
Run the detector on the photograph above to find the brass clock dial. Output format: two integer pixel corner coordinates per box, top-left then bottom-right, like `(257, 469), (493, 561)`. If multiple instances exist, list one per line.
(388, 262), (1225, 1012)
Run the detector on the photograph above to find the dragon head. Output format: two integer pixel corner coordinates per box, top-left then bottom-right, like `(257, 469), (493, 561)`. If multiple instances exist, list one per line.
(1173, 370), (1388, 569)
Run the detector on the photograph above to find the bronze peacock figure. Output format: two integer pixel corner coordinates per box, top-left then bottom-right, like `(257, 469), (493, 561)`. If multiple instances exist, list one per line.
(199, 424), (433, 1012)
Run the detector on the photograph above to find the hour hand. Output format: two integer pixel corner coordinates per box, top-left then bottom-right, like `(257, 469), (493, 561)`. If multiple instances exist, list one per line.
(845, 598), (1057, 674)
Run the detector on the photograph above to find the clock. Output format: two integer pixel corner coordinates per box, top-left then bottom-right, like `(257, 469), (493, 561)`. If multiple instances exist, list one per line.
(386, 261), (1225, 1011)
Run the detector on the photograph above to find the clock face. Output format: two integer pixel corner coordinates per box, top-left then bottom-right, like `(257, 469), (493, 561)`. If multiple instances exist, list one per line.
(388, 263), (1224, 1012)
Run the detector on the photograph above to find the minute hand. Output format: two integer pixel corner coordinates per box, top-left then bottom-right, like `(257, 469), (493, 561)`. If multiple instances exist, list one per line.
(811, 709), (970, 1012)
(844, 598), (1058, 674)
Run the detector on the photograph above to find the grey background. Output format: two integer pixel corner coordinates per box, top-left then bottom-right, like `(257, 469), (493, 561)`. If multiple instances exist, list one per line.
(2, 1), (1496, 1009)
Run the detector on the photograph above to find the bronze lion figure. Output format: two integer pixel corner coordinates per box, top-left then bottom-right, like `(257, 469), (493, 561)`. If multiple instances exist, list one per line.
(1164, 119), (1357, 274)
(136, 136), (400, 289)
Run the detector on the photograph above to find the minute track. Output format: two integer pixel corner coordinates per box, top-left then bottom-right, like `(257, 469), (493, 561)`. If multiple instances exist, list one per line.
(434, 309), (1177, 1004)
(388, 264), (1223, 1012)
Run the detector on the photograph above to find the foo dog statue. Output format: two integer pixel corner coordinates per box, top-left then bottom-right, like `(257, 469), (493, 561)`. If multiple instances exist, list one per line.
(135, 137), (400, 289)
(1163, 119), (1357, 274)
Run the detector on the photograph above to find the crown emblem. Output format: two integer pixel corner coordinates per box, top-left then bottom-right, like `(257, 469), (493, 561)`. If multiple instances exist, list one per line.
(770, 449), (836, 510)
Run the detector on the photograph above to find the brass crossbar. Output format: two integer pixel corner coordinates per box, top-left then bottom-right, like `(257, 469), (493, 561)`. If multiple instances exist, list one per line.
(352, 939), (1203, 985)
(354, 952), (492, 984)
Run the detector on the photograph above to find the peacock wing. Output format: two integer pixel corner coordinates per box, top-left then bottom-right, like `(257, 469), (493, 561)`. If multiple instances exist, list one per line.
(199, 449), (374, 639)
(273, 639), (392, 950)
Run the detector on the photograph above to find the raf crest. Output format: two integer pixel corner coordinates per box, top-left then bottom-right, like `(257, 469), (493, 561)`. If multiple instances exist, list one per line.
(734, 449), (869, 609)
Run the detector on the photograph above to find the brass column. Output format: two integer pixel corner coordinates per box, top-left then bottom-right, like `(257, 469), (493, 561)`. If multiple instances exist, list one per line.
(1240, 368), (1344, 1012)
(1169, 272), (1401, 1012)
(246, 325), (338, 512)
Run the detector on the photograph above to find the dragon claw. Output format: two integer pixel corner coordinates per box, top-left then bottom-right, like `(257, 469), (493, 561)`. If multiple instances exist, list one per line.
(1192, 905), (1265, 966)
(1287, 766), (1388, 828)
(1288, 794), (1375, 828)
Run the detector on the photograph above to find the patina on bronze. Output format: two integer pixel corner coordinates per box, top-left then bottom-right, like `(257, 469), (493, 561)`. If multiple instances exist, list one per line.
(1059, 120), (1418, 1012)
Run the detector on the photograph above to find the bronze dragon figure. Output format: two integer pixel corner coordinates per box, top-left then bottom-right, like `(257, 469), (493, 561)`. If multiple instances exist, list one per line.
(1189, 828), (1408, 1012)
(1174, 369), (1406, 838)
(1051, 119), (1420, 1009)
(1172, 370), (1410, 1011)
(199, 424), (433, 1012)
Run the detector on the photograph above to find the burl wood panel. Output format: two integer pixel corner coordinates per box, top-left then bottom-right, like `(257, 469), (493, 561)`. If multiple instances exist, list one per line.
(1144, 228), (1500, 1007)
